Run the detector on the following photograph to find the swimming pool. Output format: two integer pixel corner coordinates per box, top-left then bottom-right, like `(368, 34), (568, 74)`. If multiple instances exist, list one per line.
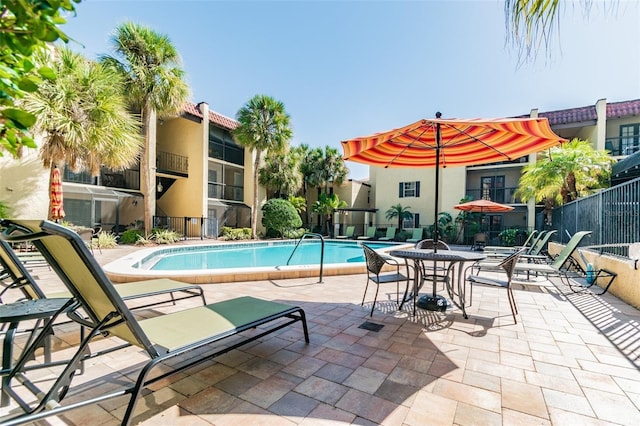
(104, 240), (409, 284)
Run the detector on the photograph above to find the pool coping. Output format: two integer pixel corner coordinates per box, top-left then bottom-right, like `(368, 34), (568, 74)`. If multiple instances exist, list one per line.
(104, 240), (413, 284)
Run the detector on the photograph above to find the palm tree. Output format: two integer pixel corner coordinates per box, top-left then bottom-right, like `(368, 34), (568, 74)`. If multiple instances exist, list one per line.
(505, 0), (611, 62)
(385, 204), (413, 231)
(312, 193), (347, 236)
(258, 149), (302, 198)
(22, 47), (142, 220)
(234, 95), (292, 239)
(101, 21), (190, 234)
(515, 138), (614, 225)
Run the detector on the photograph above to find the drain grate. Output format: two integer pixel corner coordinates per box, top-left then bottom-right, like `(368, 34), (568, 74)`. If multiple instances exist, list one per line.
(358, 321), (384, 332)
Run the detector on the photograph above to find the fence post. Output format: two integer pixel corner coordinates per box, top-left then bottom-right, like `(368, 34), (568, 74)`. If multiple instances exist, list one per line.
(183, 217), (188, 241)
(200, 216), (204, 240)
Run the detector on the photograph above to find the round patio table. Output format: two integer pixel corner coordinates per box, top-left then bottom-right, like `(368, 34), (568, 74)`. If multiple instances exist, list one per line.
(388, 249), (486, 317)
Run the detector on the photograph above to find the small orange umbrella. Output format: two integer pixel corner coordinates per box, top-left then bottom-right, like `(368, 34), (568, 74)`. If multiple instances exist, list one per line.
(342, 114), (567, 250)
(49, 166), (65, 222)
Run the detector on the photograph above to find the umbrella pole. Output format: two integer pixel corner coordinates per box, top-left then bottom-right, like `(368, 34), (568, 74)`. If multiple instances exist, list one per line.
(433, 122), (441, 253)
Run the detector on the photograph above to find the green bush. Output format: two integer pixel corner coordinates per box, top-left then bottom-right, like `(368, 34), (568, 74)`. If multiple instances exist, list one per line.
(498, 228), (519, 246)
(92, 231), (118, 249)
(261, 198), (302, 238)
(283, 228), (307, 239)
(120, 229), (143, 244)
(152, 229), (182, 244)
(221, 227), (252, 240)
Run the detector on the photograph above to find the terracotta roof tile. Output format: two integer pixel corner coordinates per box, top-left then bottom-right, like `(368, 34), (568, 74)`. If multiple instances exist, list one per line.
(182, 102), (238, 130)
(606, 99), (640, 118)
(515, 99), (640, 125)
(538, 105), (597, 125)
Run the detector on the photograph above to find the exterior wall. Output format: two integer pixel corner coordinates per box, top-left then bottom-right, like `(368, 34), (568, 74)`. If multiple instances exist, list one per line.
(371, 166), (465, 228)
(0, 148), (49, 219)
(156, 116), (206, 218)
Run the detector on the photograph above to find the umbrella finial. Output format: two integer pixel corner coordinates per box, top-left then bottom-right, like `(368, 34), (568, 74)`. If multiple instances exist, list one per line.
(435, 111), (442, 118)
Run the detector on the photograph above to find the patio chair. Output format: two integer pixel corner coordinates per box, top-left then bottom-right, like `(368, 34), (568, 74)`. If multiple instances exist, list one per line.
(406, 228), (424, 243)
(467, 249), (524, 324)
(378, 227), (397, 241)
(357, 226), (377, 240)
(471, 232), (487, 251)
(335, 225), (355, 239)
(361, 244), (409, 316)
(0, 219), (309, 426)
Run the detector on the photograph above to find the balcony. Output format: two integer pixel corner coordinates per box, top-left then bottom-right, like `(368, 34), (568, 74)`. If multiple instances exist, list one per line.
(605, 136), (640, 157)
(208, 182), (244, 202)
(157, 151), (188, 176)
(465, 186), (524, 204)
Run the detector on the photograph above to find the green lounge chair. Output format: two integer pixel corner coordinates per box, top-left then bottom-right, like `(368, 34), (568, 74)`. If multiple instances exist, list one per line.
(0, 239), (206, 310)
(336, 225), (355, 239)
(0, 219), (309, 426)
(475, 231), (612, 286)
(406, 228), (424, 243)
(357, 226), (377, 240)
(379, 227), (397, 241)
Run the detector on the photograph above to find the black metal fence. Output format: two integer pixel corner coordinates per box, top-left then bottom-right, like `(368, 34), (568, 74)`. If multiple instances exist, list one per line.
(551, 177), (640, 257)
(153, 216), (218, 240)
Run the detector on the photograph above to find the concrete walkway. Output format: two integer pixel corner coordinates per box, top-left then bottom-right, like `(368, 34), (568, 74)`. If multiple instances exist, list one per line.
(1, 243), (639, 425)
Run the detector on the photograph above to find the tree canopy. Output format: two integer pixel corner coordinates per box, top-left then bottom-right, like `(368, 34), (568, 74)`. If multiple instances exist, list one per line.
(515, 138), (614, 223)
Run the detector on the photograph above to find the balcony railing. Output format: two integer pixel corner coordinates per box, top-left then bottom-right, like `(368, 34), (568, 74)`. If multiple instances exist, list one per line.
(467, 156), (529, 168)
(604, 136), (640, 156)
(64, 167), (140, 190)
(465, 187), (523, 204)
(208, 182), (244, 202)
(157, 151), (188, 176)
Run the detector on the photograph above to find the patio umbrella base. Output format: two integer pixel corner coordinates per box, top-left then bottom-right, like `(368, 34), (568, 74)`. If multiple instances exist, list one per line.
(416, 295), (448, 312)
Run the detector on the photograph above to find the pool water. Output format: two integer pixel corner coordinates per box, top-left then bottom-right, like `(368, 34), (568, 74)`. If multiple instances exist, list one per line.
(138, 241), (398, 271)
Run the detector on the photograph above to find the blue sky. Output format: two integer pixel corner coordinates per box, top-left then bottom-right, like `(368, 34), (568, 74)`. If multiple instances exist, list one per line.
(62, 0), (640, 179)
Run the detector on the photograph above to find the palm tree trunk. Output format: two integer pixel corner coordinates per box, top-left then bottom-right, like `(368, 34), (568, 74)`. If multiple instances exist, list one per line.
(141, 107), (157, 234)
(251, 149), (261, 239)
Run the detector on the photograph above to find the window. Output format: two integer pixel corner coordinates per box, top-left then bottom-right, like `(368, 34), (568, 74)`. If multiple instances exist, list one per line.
(481, 176), (505, 203)
(208, 126), (244, 165)
(399, 181), (420, 198)
(620, 124), (640, 155)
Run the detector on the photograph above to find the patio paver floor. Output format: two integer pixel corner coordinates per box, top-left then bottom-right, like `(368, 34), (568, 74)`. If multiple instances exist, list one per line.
(1, 243), (639, 425)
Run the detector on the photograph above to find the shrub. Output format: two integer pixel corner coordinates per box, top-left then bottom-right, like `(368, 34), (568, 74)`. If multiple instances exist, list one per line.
(262, 198), (302, 238)
(92, 231), (118, 249)
(221, 227), (252, 240)
(282, 228), (307, 239)
(152, 229), (182, 244)
(120, 229), (143, 244)
(498, 228), (519, 246)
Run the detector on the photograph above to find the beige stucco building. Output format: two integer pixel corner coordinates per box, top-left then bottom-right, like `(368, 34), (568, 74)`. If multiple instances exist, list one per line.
(356, 98), (640, 244)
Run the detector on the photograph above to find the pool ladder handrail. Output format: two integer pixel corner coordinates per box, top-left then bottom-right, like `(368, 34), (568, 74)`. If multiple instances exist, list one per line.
(287, 233), (324, 283)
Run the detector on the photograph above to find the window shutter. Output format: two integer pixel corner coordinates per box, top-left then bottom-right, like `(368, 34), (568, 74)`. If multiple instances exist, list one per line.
(399, 182), (404, 198)
(415, 181), (420, 197)
(414, 213), (420, 227)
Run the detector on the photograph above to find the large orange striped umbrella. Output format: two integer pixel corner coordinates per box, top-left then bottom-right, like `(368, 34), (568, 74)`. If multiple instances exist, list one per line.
(341, 114), (567, 248)
(49, 165), (65, 221)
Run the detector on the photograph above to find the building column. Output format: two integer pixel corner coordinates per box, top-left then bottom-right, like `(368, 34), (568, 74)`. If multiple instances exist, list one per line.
(198, 102), (210, 218)
(595, 98), (607, 151)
